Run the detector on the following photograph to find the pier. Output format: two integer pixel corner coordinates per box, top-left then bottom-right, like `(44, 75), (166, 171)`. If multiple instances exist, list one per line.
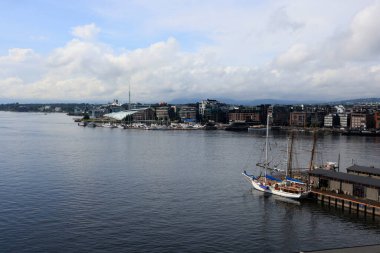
(310, 189), (380, 217)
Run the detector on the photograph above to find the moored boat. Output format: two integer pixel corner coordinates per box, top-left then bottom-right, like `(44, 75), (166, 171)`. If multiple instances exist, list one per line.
(225, 122), (249, 131)
(242, 113), (310, 199)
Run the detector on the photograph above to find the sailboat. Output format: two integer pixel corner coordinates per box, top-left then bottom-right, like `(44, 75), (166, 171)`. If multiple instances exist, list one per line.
(242, 113), (309, 199)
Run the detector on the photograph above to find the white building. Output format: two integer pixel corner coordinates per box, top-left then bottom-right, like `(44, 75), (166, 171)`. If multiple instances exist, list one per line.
(324, 114), (334, 127)
(338, 113), (349, 128)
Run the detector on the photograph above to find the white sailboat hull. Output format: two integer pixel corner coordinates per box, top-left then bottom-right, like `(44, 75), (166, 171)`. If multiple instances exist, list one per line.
(251, 180), (307, 199)
(243, 173), (308, 199)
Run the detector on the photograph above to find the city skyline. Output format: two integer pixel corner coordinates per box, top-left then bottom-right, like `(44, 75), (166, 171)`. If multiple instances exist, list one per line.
(1, 0), (380, 103)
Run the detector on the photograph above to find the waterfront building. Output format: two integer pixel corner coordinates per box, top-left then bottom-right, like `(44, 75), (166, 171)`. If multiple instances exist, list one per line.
(324, 114), (333, 128)
(375, 111), (380, 129)
(272, 105), (290, 126)
(132, 108), (155, 123)
(309, 168), (380, 202)
(259, 104), (271, 125)
(289, 111), (307, 127)
(324, 114), (339, 128)
(338, 113), (349, 129)
(350, 113), (367, 129)
(346, 165), (380, 179)
(199, 99), (228, 123)
(309, 111), (326, 128)
(199, 99), (218, 116)
(104, 108), (155, 123)
(178, 106), (197, 122)
(228, 107), (261, 124)
(156, 106), (170, 122)
(366, 112), (376, 129)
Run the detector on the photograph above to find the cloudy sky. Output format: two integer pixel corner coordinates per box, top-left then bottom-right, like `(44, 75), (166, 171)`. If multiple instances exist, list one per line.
(1, 0), (380, 103)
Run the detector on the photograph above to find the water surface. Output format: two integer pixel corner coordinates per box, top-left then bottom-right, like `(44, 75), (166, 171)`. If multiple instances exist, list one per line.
(0, 112), (379, 252)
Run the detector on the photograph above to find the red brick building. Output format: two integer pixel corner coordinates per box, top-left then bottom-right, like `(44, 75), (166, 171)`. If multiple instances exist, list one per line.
(228, 111), (260, 123)
(375, 111), (380, 129)
(289, 112), (307, 127)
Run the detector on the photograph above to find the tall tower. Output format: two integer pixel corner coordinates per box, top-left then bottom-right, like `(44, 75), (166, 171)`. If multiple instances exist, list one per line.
(128, 82), (131, 110)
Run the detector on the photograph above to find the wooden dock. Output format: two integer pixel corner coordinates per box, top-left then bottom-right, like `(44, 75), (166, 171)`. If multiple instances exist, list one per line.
(310, 190), (380, 217)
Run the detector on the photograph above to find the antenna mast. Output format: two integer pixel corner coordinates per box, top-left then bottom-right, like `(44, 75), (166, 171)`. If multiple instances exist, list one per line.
(128, 82), (131, 111)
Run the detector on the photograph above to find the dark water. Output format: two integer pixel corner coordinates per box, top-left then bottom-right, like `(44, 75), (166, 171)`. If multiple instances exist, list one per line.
(0, 112), (379, 252)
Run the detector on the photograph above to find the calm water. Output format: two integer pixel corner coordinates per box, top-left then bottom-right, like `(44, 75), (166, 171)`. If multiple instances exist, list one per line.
(0, 112), (379, 252)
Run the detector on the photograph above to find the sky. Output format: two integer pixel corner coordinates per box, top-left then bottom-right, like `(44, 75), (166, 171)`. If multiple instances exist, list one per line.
(1, 0), (380, 103)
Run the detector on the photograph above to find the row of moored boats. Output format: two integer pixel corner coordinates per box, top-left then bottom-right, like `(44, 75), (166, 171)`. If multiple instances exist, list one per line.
(78, 122), (208, 130)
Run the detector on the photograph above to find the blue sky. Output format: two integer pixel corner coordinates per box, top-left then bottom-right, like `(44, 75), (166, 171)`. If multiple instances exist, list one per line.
(1, 0), (380, 103)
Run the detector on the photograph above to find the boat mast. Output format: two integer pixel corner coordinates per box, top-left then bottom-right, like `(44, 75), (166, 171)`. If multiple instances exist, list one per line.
(286, 137), (289, 177)
(307, 131), (317, 189)
(287, 131), (295, 178)
(264, 113), (270, 183)
(309, 131), (317, 171)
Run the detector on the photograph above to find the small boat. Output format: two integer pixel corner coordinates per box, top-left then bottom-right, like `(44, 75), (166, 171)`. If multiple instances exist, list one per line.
(102, 122), (117, 128)
(248, 125), (266, 130)
(204, 122), (217, 130)
(225, 122), (249, 131)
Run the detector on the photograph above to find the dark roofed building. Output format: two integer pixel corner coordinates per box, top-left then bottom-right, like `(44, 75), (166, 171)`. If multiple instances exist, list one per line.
(309, 169), (380, 202)
(346, 165), (380, 179)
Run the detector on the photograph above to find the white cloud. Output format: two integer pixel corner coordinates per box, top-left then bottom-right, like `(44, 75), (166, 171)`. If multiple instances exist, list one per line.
(0, 48), (37, 63)
(1, 2), (380, 103)
(268, 6), (304, 32)
(71, 23), (101, 40)
(274, 44), (311, 69)
(332, 2), (380, 61)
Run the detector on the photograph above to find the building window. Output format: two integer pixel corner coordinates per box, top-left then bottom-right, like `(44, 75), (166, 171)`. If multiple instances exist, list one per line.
(319, 179), (328, 188)
(353, 184), (365, 198)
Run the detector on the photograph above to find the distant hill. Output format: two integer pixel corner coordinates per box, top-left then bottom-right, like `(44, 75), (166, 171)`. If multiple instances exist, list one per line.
(219, 98), (324, 106)
(2, 97), (379, 106)
(169, 97), (380, 106)
(168, 97), (324, 105)
(329, 97), (380, 105)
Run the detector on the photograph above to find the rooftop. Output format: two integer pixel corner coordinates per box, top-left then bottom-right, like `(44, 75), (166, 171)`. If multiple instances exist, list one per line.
(309, 169), (380, 189)
(346, 164), (380, 176)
